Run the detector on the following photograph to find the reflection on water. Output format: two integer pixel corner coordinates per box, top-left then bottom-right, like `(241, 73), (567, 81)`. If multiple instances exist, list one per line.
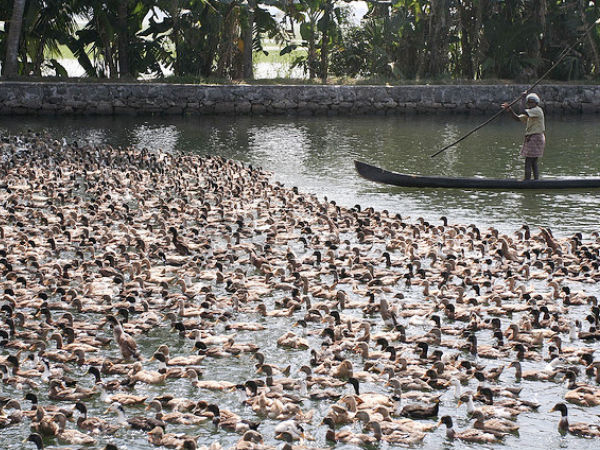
(1, 113), (599, 237)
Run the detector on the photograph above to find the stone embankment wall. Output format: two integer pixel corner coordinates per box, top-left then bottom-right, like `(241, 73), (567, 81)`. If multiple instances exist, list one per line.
(0, 82), (599, 115)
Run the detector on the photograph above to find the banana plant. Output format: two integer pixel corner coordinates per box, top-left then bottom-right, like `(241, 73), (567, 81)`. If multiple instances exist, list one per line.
(283, 0), (348, 80)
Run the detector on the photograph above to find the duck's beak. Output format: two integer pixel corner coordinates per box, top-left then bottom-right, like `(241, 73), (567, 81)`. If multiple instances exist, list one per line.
(549, 406), (556, 412)
(457, 400), (463, 407)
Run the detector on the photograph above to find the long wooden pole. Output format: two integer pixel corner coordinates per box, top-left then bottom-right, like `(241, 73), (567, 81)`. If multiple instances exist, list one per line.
(430, 17), (600, 158)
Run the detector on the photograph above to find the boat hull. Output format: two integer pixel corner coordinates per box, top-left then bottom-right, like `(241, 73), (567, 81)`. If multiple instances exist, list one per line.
(354, 160), (600, 190)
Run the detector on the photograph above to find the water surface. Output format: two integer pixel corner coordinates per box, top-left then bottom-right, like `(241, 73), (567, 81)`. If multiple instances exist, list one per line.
(2, 113), (599, 237)
(2, 113), (600, 450)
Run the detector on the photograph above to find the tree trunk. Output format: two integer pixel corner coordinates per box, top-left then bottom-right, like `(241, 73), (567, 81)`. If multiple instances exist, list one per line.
(3, 0), (27, 79)
(93, 9), (117, 78)
(242, 0), (255, 79)
(473, 0), (489, 79)
(580, 1), (600, 75)
(530, 0), (547, 76)
(170, 0), (182, 76)
(458, 1), (474, 78)
(118, 1), (130, 78)
(216, 4), (240, 80)
(32, 37), (46, 77)
(307, 14), (318, 79)
(319, 0), (331, 81)
(425, 0), (451, 77)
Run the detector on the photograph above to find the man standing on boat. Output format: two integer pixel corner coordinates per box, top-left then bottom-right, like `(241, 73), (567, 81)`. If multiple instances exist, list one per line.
(502, 93), (546, 180)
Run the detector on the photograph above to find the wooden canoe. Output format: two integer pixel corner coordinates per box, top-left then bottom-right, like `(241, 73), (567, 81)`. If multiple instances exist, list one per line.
(355, 160), (600, 190)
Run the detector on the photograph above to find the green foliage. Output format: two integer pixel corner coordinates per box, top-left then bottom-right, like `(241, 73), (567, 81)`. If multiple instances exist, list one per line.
(1, 0), (599, 81)
(330, 25), (392, 78)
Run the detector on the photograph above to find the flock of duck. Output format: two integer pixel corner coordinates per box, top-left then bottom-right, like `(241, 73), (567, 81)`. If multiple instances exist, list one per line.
(1, 131), (600, 450)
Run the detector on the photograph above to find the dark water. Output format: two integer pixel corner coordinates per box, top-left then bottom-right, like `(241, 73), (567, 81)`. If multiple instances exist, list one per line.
(2, 113), (599, 238)
(2, 113), (600, 450)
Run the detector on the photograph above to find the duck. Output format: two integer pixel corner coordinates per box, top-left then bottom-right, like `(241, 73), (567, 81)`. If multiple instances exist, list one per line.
(367, 420), (426, 445)
(458, 393), (519, 420)
(183, 369), (235, 390)
(105, 315), (141, 361)
(147, 426), (198, 449)
(550, 402), (600, 437)
(74, 401), (120, 434)
(256, 364), (300, 390)
(23, 393), (67, 418)
(207, 404), (259, 434)
(48, 379), (95, 402)
(106, 402), (166, 431)
(274, 419), (305, 441)
(509, 360), (558, 381)
(356, 408), (435, 434)
(145, 400), (208, 425)
(476, 387), (539, 414)
(128, 361), (167, 384)
(234, 430), (265, 450)
(153, 394), (199, 413)
(386, 376), (433, 394)
(52, 412), (96, 445)
(0, 398), (23, 427)
(322, 416), (377, 445)
(87, 366), (130, 391)
(504, 324), (545, 347)
(471, 409), (519, 434)
(438, 415), (502, 443)
(400, 398), (440, 419)
(25, 433), (54, 450)
(154, 345), (205, 366)
(97, 385), (147, 405)
(347, 377), (394, 409)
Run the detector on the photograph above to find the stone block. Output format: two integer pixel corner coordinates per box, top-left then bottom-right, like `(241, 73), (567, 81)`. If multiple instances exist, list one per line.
(214, 102), (235, 114)
(235, 102), (252, 114)
(251, 104), (266, 114)
(581, 103), (598, 113)
(166, 106), (183, 114)
(95, 102), (113, 114)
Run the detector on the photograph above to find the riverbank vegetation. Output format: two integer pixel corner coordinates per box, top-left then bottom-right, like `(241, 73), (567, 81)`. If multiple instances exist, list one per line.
(1, 1), (599, 83)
